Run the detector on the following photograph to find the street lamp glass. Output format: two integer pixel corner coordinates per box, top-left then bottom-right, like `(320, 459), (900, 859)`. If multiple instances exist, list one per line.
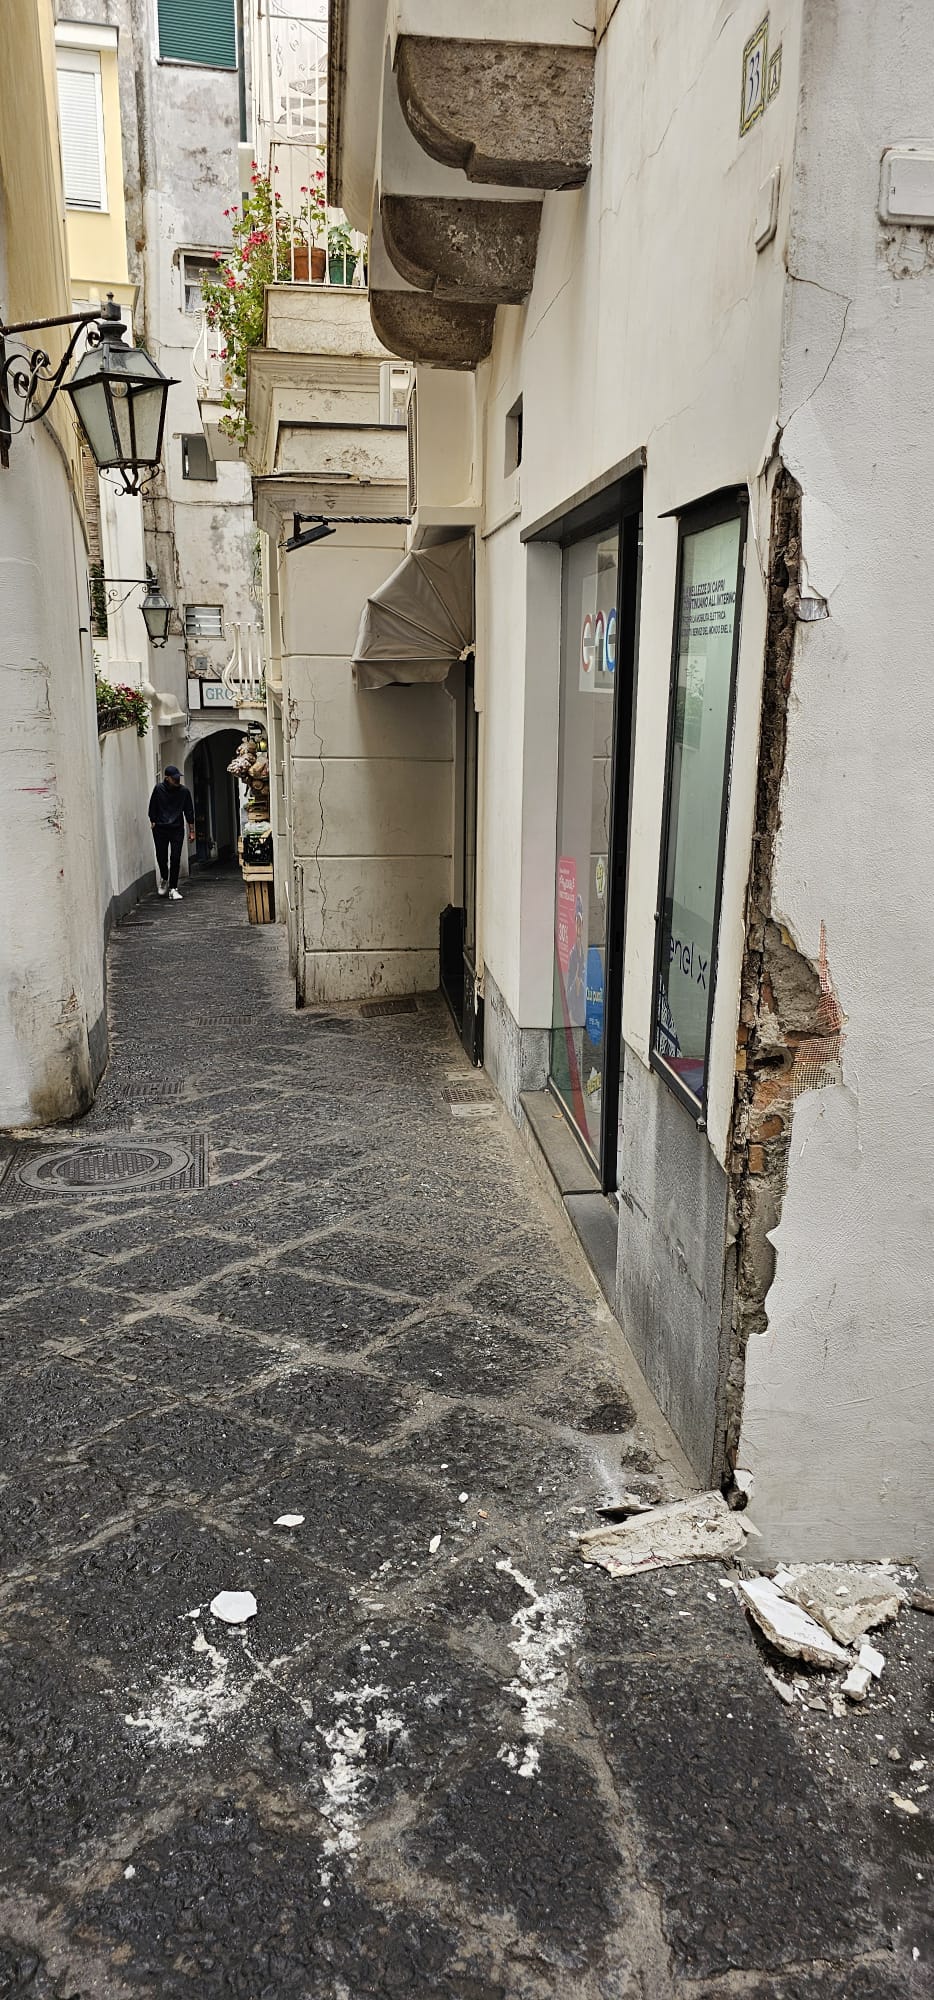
(65, 309), (175, 492)
(141, 581), (171, 646)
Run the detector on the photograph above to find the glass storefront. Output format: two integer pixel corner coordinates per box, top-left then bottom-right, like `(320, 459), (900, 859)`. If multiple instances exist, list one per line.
(549, 527), (619, 1165)
(652, 497), (747, 1114)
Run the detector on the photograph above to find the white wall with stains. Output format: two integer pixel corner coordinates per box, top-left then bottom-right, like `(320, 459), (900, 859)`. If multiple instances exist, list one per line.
(737, 0), (934, 1570)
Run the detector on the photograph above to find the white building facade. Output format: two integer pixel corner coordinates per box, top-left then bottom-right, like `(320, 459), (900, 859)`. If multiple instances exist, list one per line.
(316, 0), (934, 1568)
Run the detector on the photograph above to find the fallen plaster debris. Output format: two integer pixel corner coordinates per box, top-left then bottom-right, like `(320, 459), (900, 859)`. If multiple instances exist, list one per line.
(765, 1667), (796, 1706)
(890, 1794), (921, 1816)
(858, 1642), (885, 1679)
(495, 1557), (578, 1779)
(577, 1491), (747, 1577)
(274, 1514), (305, 1529)
(777, 1564), (905, 1647)
(842, 1664), (872, 1703)
(209, 1590), (258, 1625)
(597, 1493), (656, 1522)
(738, 1576), (852, 1670)
(428, 1533), (441, 1555)
(911, 1590), (934, 1615)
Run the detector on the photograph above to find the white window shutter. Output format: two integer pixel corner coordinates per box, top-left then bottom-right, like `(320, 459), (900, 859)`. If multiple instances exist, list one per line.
(57, 60), (105, 211)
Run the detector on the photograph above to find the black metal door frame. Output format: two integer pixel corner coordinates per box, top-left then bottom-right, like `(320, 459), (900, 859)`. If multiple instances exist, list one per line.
(598, 499), (642, 1190)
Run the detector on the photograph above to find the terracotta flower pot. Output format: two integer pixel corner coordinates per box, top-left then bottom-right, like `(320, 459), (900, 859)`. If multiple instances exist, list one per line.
(292, 245), (326, 283)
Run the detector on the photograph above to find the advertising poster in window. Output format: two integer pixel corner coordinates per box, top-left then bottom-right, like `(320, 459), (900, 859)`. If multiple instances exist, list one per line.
(579, 566), (618, 694)
(654, 513), (744, 1104)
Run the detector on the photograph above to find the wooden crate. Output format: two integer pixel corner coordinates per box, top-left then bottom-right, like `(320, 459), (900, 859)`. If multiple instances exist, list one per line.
(242, 864), (275, 924)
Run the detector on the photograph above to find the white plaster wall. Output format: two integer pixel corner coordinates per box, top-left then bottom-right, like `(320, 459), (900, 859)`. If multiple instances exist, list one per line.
(279, 523), (454, 1002)
(472, 0), (805, 1164)
(0, 422), (106, 1125)
(737, 0), (934, 1571)
(97, 725), (155, 913)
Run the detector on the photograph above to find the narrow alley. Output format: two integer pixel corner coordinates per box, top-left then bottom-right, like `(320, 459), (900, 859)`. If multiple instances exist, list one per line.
(0, 877), (930, 1999)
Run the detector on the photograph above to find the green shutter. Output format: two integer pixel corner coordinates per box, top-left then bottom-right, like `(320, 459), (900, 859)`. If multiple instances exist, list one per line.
(158, 0), (236, 69)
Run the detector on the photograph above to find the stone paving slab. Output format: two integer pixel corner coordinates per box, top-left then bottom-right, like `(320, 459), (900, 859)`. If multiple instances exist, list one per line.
(0, 871), (931, 1998)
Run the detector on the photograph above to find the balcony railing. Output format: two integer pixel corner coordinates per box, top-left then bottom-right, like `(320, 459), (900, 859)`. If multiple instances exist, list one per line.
(254, 1), (328, 153)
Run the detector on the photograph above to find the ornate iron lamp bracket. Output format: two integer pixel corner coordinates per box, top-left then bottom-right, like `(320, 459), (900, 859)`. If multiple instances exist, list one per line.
(0, 306), (102, 465)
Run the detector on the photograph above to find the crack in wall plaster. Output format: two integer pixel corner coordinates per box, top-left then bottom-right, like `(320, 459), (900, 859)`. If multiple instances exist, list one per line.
(722, 469), (850, 1482)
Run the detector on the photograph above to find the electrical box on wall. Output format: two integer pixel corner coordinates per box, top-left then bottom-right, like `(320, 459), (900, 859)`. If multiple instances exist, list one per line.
(880, 147), (934, 225)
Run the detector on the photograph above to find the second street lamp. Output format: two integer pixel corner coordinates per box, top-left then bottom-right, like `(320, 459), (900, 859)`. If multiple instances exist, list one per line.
(140, 571), (171, 647)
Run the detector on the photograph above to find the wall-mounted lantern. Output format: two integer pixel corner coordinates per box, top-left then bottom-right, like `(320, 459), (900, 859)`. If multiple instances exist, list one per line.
(0, 294), (176, 494)
(97, 567), (172, 647)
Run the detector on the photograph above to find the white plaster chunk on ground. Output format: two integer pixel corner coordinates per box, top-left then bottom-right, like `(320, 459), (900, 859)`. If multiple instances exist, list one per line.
(496, 1557), (579, 1779)
(775, 1564), (905, 1647)
(577, 1492), (747, 1577)
(738, 1576), (851, 1670)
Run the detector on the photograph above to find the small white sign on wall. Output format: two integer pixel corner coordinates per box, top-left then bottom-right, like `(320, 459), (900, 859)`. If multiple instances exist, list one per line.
(202, 681), (235, 708)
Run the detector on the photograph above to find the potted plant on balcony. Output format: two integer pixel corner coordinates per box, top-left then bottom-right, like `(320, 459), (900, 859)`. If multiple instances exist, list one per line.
(200, 164), (328, 445)
(327, 217), (356, 287)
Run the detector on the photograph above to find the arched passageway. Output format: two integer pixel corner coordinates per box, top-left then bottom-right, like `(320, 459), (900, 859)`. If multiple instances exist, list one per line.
(184, 728), (243, 868)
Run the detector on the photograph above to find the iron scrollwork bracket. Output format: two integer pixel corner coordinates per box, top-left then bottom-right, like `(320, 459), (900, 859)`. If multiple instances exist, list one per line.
(0, 307), (101, 466)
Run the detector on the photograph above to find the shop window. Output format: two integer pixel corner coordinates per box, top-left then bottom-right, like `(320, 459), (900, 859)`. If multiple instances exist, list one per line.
(158, 0), (236, 69)
(185, 604), (224, 639)
(182, 254), (221, 314)
(57, 49), (107, 211)
(651, 492), (748, 1118)
(181, 434), (217, 482)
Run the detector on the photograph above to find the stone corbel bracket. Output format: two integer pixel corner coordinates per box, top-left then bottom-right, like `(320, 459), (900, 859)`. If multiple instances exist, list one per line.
(396, 36), (595, 190)
(380, 194), (542, 304)
(369, 289), (495, 368)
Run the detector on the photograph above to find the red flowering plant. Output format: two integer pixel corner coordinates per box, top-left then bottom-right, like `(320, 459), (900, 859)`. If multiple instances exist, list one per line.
(95, 672), (150, 738)
(200, 163), (327, 446)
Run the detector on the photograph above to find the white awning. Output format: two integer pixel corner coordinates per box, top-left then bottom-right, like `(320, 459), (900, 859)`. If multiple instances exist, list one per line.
(352, 535), (474, 690)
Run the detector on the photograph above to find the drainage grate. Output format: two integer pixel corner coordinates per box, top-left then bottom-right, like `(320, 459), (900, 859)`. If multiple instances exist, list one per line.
(0, 1132), (209, 1201)
(441, 1082), (494, 1105)
(193, 1012), (261, 1027)
(359, 995), (418, 1018)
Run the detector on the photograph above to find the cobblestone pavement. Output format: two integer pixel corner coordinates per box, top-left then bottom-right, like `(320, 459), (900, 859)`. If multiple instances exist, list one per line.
(0, 872), (931, 1999)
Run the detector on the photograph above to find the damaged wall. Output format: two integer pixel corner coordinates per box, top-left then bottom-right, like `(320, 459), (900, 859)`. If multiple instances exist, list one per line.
(736, 0), (934, 1572)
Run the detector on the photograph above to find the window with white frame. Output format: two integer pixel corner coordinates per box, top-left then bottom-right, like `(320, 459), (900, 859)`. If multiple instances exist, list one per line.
(182, 254), (221, 314)
(185, 605), (224, 639)
(56, 47), (108, 211)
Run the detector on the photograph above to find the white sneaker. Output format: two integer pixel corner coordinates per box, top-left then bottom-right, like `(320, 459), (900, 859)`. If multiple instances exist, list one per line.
(169, 888), (182, 901)
(157, 878), (168, 897)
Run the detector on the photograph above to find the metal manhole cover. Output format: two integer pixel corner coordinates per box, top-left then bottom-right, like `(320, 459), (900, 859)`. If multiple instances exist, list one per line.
(0, 1132), (209, 1200)
(441, 1082), (494, 1104)
(359, 995), (418, 1017)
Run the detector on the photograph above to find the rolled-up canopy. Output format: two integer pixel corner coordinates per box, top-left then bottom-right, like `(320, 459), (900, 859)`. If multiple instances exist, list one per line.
(352, 534), (473, 690)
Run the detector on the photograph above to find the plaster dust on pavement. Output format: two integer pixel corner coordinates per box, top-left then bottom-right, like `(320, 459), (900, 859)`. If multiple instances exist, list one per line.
(0, 872), (931, 1999)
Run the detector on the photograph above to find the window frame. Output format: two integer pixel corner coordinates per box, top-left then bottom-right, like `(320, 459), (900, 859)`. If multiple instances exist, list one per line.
(184, 604), (224, 640)
(56, 46), (108, 214)
(181, 253), (222, 316)
(181, 434), (218, 482)
(156, 0), (237, 72)
(649, 486), (748, 1128)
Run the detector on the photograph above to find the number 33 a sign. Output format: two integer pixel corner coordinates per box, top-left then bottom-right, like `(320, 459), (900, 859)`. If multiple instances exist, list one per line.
(740, 17), (768, 135)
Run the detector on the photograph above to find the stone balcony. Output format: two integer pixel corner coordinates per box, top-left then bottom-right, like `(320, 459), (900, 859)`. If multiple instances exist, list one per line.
(328, 0), (596, 365)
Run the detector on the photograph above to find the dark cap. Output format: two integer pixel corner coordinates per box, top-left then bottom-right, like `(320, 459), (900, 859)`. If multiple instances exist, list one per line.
(164, 765), (182, 779)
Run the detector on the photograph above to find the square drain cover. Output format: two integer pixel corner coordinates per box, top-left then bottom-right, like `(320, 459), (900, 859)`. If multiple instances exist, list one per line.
(441, 1082), (494, 1105)
(0, 1132), (209, 1200)
(359, 995), (418, 1017)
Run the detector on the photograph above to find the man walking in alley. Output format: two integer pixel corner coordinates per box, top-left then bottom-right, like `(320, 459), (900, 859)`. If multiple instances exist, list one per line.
(148, 765), (195, 901)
